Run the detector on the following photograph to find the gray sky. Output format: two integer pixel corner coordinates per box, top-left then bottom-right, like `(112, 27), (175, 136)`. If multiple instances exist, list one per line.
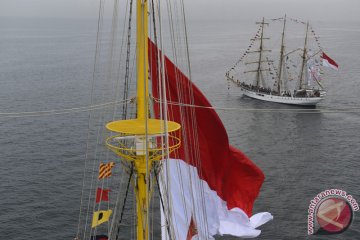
(1, 0), (359, 22)
(186, 0), (360, 22)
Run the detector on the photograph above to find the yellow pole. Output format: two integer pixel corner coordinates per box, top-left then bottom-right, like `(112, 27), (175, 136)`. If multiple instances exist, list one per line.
(105, 1), (180, 239)
(135, 157), (150, 240)
(136, 0), (149, 120)
(135, 1), (149, 240)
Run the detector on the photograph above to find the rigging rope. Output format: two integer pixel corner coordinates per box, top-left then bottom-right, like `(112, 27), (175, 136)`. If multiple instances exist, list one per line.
(154, 163), (172, 240)
(180, 0), (210, 234)
(152, 97), (360, 114)
(151, 1), (179, 239)
(94, 0), (129, 237)
(0, 99), (134, 119)
(107, 0), (136, 238)
(1, 96), (359, 120)
(78, 0), (106, 239)
(115, 164), (134, 240)
(121, 0), (134, 120)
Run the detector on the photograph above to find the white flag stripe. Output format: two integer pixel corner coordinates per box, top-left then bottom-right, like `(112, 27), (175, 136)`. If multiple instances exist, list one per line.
(321, 52), (339, 70)
(322, 59), (338, 70)
(160, 159), (273, 239)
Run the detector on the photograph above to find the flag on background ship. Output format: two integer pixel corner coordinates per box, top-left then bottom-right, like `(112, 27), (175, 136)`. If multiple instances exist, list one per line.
(149, 40), (272, 239)
(96, 188), (110, 203)
(321, 52), (339, 70)
(92, 210), (112, 228)
(98, 162), (115, 179)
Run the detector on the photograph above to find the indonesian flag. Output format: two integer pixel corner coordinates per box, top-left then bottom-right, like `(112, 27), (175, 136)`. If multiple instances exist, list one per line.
(321, 52), (339, 70)
(149, 40), (272, 239)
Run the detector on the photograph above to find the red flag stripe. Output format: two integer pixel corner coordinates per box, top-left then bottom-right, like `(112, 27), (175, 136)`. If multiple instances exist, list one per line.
(322, 52), (338, 68)
(186, 217), (197, 240)
(149, 40), (264, 217)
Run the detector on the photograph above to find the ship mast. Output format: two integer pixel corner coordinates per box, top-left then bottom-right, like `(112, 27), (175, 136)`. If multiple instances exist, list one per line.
(136, 0), (149, 120)
(277, 15), (286, 93)
(299, 22), (309, 90)
(104, 1), (181, 240)
(256, 18), (267, 87)
(134, 1), (149, 239)
(244, 19), (271, 86)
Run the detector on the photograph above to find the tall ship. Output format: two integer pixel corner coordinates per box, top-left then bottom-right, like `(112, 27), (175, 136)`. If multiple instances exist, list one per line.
(226, 16), (338, 106)
(74, 1), (272, 240)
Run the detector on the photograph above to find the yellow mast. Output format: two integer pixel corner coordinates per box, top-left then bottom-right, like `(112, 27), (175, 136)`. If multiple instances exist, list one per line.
(104, 1), (181, 239)
(136, 0), (149, 121)
(135, 2), (149, 237)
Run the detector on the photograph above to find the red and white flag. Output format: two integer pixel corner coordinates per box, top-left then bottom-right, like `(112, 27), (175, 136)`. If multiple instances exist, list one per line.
(321, 52), (339, 70)
(149, 40), (272, 239)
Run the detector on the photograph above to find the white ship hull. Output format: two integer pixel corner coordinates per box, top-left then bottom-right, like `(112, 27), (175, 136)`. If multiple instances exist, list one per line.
(241, 88), (323, 106)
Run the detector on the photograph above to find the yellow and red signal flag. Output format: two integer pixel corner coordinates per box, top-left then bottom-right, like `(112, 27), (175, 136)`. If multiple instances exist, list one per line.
(98, 162), (115, 179)
(96, 188), (110, 203)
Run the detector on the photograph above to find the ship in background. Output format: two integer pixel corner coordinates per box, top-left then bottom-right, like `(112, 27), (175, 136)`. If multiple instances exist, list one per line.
(226, 15), (338, 106)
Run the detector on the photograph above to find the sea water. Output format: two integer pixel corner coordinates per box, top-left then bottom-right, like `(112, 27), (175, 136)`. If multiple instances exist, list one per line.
(0, 16), (359, 239)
